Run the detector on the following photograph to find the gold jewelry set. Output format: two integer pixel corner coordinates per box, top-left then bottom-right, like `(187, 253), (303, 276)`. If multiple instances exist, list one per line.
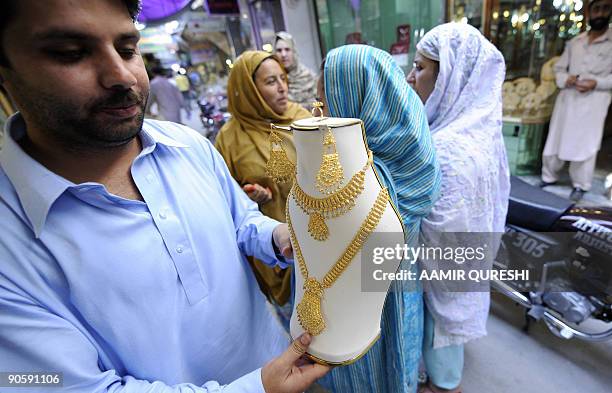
(266, 121), (389, 336)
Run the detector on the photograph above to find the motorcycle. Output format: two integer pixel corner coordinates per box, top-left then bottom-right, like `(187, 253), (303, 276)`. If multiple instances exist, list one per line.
(198, 98), (229, 142)
(493, 176), (612, 341)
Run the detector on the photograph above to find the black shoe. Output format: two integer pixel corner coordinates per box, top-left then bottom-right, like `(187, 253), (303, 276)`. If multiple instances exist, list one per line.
(539, 180), (557, 188)
(569, 187), (586, 202)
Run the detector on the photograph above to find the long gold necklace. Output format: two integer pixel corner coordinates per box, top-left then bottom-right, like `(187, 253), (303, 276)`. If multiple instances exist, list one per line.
(291, 151), (373, 241)
(287, 186), (389, 336)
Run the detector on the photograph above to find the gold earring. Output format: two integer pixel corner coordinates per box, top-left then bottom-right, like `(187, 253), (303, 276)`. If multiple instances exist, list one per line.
(315, 126), (344, 194)
(266, 125), (296, 184)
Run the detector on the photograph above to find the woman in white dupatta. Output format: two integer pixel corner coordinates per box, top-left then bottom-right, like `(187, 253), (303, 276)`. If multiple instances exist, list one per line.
(407, 23), (510, 393)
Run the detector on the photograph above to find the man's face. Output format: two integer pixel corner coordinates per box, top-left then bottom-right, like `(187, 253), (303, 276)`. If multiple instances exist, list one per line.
(589, 0), (612, 31)
(0, 0), (149, 149)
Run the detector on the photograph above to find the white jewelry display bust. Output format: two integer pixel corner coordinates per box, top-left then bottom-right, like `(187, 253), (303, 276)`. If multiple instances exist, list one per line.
(288, 116), (405, 365)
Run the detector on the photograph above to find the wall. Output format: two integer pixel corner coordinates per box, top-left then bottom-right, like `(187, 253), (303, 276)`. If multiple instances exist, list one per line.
(280, 0), (323, 73)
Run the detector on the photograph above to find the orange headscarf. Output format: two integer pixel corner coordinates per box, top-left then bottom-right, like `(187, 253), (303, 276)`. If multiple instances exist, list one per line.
(226, 51), (308, 134)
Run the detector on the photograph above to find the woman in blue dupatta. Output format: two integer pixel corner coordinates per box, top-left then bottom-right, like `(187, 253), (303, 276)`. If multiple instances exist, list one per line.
(316, 45), (440, 392)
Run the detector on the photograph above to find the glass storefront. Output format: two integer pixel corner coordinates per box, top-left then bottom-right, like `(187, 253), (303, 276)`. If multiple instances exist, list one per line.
(490, 0), (585, 81)
(314, 0), (444, 72)
(313, 0), (592, 175)
(446, 0), (585, 121)
(448, 1), (588, 174)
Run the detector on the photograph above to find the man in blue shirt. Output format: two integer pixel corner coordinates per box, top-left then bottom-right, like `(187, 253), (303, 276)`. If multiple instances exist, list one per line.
(0, 0), (328, 391)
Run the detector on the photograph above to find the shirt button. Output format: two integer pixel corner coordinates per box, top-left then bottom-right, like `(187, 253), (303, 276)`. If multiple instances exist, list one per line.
(146, 174), (154, 183)
(159, 211), (167, 219)
(176, 245), (184, 254)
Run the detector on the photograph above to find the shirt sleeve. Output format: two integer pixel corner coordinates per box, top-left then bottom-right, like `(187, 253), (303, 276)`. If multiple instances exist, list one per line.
(554, 42), (571, 89)
(594, 73), (612, 90)
(204, 136), (288, 268)
(0, 287), (266, 393)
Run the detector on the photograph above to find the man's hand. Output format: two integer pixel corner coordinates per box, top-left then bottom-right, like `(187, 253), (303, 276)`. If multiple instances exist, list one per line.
(262, 334), (331, 393)
(243, 183), (273, 204)
(575, 79), (597, 93)
(272, 223), (293, 259)
(565, 74), (578, 87)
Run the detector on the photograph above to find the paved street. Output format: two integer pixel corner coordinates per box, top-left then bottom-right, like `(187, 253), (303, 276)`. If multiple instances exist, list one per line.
(463, 293), (612, 393)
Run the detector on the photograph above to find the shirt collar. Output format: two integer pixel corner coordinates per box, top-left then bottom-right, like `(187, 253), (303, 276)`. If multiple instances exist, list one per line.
(0, 113), (187, 238)
(141, 120), (189, 149)
(581, 28), (612, 44)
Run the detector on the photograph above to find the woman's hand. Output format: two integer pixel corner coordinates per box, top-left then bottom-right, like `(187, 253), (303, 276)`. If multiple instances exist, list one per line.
(243, 183), (273, 204)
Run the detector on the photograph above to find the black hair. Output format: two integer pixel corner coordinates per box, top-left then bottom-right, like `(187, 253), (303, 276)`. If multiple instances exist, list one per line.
(0, 0), (141, 67)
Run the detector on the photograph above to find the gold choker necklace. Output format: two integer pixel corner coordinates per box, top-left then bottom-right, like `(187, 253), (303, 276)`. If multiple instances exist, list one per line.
(287, 186), (389, 336)
(291, 151), (373, 241)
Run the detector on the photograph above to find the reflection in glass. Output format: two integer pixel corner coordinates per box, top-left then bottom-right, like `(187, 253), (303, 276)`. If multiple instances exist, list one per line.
(489, 0), (584, 120)
(448, 0), (484, 30)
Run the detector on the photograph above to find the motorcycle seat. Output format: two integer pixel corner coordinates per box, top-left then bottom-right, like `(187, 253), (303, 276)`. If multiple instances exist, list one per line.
(507, 176), (574, 231)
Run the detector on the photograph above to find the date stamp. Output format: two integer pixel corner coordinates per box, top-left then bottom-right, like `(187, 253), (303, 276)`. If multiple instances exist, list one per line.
(0, 372), (63, 387)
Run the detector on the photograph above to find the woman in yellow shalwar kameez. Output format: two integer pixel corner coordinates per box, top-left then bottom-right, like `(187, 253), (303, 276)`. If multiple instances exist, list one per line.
(215, 51), (310, 322)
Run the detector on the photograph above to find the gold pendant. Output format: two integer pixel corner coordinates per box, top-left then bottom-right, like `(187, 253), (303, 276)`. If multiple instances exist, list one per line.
(296, 278), (326, 335)
(315, 127), (344, 194)
(307, 212), (329, 241)
(291, 150), (373, 241)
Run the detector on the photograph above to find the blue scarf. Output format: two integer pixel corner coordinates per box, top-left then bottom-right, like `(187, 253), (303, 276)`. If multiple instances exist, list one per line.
(324, 44), (440, 237)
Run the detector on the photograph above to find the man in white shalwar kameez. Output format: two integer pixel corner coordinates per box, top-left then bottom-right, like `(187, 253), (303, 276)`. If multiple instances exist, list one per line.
(541, 0), (612, 201)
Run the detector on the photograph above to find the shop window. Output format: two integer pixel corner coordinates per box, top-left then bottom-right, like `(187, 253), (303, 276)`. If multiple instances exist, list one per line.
(314, 0), (443, 71)
(448, 0), (585, 121)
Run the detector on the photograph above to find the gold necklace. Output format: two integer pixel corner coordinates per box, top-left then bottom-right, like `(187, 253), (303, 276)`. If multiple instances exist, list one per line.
(291, 151), (373, 241)
(287, 186), (389, 336)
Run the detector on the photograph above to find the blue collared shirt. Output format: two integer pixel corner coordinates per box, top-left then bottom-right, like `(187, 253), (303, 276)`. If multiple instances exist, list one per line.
(0, 114), (289, 392)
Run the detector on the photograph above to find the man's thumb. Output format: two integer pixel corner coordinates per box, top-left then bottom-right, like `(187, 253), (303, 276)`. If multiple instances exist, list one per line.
(281, 334), (311, 364)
